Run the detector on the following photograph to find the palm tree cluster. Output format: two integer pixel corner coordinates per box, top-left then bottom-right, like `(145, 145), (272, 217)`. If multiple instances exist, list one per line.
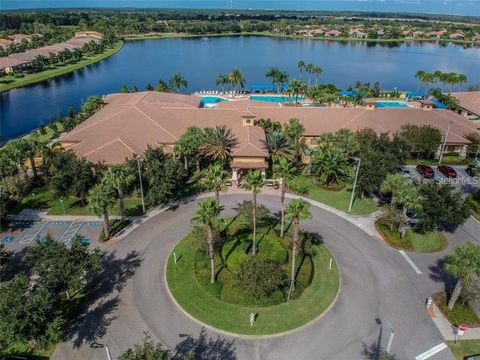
(193, 176), (311, 301)
(265, 67), (289, 93)
(297, 60), (323, 86)
(215, 68), (246, 94)
(415, 70), (467, 93)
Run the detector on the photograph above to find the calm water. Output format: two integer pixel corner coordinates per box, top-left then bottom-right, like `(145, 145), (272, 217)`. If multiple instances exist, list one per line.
(1, 36), (479, 140)
(3, 0), (480, 16)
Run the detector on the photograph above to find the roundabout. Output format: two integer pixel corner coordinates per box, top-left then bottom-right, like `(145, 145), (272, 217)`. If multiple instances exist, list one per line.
(165, 215), (340, 336)
(125, 194), (451, 359)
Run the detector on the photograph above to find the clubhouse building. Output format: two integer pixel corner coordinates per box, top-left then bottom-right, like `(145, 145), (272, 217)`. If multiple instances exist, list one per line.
(60, 91), (480, 178)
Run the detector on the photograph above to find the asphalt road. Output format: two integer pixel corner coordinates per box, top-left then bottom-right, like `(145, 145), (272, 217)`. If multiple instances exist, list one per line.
(52, 194), (456, 360)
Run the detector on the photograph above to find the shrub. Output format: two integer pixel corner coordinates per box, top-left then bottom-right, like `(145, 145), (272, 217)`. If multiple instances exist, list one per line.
(234, 201), (272, 228)
(376, 205), (405, 233)
(441, 155), (469, 165)
(234, 256), (287, 300)
(260, 236), (288, 264)
(287, 176), (309, 195)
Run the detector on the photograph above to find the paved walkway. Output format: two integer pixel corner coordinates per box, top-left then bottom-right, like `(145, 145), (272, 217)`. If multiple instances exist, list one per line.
(429, 302), (480, 340)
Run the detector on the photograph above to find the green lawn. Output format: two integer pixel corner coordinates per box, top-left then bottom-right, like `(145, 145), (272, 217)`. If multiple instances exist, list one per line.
(376, 223), (447, 253)
(447, 340), (480, 360)
(24, 122), (65, 143)
(166, 225), (340, 335)
(0, 41), (123, 93)
(305, 180), (377, 215)
(13, 187), (144, 216)
(434, 292), (480, 327)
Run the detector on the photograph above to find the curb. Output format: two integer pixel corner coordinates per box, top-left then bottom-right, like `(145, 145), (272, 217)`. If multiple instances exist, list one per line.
(163, 231), (342, 339)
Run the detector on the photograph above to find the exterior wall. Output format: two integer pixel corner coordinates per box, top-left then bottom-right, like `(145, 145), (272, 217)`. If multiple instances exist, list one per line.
(303, 136), (319, 148)
(232, 156), (265, 163)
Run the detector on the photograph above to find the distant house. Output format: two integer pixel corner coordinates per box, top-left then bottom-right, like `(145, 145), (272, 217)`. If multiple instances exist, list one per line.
(426, 29), (447, 38)
(449, 32), (465, 39)
(325, 30), (342, 37)
(349, 29), (367, 38)
(0, 38), (13, 48)
(74, 31), (103, 40)
(376, 29), (385, 37)
(472, 34), (480, 42)
(412, 31), (424, 38)
(9, 34), (32, 43)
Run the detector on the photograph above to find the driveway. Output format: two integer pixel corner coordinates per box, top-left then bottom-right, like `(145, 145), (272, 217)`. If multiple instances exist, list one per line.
(52, 194), (455, 360)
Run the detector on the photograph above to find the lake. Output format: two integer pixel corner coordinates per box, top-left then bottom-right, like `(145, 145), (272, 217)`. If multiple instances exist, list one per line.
(1, 36), (479, 140)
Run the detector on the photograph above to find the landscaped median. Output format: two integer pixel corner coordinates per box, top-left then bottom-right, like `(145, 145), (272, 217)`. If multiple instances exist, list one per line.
(166, 219), (340, 336)
(0, 41), (123, 93)
(376, 223), (447, 253)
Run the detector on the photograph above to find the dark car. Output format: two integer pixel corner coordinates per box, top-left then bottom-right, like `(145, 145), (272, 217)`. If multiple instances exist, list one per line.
(416, 164), (435, 179)
(466, 165), (476, 177)
(437, 165), (457, 178)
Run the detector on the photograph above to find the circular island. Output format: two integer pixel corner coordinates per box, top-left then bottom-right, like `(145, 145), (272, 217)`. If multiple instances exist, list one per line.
(166, 199), (340, 336)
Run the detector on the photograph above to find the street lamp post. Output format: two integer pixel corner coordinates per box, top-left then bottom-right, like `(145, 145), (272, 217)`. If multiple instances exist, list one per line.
(60, 198), (65, 215)
(90, 342), (112, 360)
(348, 157), (361, 213)
(438, 120), (452, 164)
(137, 157), (146, 214)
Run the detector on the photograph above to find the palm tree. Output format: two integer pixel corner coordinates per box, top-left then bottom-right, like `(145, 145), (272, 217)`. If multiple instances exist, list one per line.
(309, 146), (352, 186)
(105, 164), (136, 220)
(445, 242), (480, 309)
(203, 125), (239, 165)
(88, 182), (116, 239)
(457, 74), (467, 90)
(241, 170), (265, 254)
(215, 73), (228, 92)
(314, 66), (323, 85)
(381, 174), (422, 216)
(286, 199), (311, 301)
(227, 68), (245, 95)
(284, 118), (305, 165)
(274, 160), (298, 238)
(306, 63), (315, 86)
(202, 164), (230, 204)
(261, 130), (293, 165)
(193, 198), (223, 284)
(297, 60), (306, 80)
(286, 79), (307, 104)
(414, 70), (425, 93)
(169, 73), (188, 93)
(266, 67), (281, 91)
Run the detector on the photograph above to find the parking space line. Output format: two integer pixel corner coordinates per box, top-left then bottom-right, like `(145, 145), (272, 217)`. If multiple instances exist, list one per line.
(58, 221), (74, 242)
(19, 221), (48, 244)
(415, 343), (448, 360)
(398, 250), (422, 275)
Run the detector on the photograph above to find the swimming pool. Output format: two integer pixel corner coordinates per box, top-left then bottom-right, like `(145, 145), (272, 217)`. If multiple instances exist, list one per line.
(250, 95), (305, 103)
(200, 96), (228, 105)
(375, 101), (410, 108)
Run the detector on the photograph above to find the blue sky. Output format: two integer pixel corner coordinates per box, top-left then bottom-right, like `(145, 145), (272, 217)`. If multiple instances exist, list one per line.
(1, 0), (479, 16)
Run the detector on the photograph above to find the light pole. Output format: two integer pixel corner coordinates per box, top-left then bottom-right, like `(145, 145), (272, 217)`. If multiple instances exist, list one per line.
(348, 157), (361, 213)
(60, 198), (65, 215)
(136, 157), (146, 214)
(90, 342), (112, 360)
(438, 120), (452, 164)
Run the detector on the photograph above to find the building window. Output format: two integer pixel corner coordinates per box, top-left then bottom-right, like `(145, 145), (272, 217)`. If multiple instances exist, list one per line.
(310, 137), (318, 145)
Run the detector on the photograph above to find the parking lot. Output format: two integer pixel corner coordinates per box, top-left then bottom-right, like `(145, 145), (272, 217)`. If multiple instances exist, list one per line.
(405, 165), (480, 195)
(1, 220), (103, 252)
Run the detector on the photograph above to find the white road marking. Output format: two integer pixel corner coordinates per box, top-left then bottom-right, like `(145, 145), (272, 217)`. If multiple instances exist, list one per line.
(415, 343), (448, 360)
(398, 250), (422, 275)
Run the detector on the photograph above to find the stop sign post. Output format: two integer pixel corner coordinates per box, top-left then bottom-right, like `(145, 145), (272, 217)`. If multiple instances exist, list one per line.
(455, 324), (468, 343)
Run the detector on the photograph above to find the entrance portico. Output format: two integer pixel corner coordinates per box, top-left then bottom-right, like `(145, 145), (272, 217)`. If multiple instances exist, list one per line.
(231, 159), (268, 184)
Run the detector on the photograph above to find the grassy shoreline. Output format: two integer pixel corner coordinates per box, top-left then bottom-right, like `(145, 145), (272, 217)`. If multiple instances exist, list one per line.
(124, 31), (479, 45)
(0, 41), (123, 93)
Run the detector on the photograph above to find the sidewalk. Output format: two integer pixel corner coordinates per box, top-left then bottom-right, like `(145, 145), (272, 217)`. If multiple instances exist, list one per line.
(429, 302), (480, 340)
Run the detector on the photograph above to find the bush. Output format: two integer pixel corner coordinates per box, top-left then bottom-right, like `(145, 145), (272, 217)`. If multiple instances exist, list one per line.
(287, 176), (309, 195)
(259, 236), (288, 264)
(234, 256), (287, 300)
(434, 292), (480, 327)
(441, 155), (469, 165)
(319, 181), (345, 191)
(376, 222), (413, 250)
(376, 205), (405, 233)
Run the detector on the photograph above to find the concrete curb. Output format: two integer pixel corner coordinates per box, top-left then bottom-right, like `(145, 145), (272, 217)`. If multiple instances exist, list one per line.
(162, 218), (342, 340)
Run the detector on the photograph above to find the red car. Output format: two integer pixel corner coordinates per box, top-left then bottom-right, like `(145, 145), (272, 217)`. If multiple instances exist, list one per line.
(438, 165), (457, 178)
(416, 164), (435, 178)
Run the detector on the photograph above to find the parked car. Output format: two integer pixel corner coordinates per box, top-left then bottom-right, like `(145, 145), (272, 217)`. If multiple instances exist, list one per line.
(397, 166), (411, 178)
(466, 165), (476, 177)
(437, 165), (457, 178)
(416, 164), (435, 179)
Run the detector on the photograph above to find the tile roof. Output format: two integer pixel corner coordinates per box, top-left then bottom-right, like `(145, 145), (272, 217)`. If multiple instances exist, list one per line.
(450, 91), (480, 116)
(61, 92), (480, 165)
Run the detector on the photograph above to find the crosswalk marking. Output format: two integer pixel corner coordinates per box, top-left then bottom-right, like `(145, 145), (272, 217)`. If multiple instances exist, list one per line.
(415, 343), (448, 360)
